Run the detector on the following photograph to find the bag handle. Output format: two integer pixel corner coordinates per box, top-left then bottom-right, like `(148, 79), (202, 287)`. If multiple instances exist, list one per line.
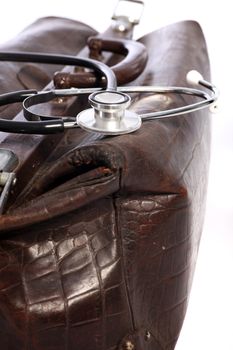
(53, 37), (148, 88)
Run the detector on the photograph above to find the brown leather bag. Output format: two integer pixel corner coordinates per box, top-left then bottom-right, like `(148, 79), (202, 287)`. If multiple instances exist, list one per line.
(0, 15), (210, 350)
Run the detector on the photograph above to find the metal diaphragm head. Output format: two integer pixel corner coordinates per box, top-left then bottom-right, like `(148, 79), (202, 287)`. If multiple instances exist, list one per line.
(77, 90), (141, 135)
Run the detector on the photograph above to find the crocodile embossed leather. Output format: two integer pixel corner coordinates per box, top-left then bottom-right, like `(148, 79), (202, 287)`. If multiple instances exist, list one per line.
(0, 17), (210, 350)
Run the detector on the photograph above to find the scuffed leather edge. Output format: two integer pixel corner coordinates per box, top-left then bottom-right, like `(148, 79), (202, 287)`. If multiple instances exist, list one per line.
(0, 143), (125, 233)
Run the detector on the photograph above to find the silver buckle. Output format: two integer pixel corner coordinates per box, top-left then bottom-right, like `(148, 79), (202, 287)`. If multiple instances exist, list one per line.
(112, 0), (144, 25)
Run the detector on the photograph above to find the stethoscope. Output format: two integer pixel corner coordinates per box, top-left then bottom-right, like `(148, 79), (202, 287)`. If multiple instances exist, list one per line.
(0, 51), (218, 136)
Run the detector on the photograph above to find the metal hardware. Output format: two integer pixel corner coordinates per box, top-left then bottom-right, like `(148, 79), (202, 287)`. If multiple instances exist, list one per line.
(0, 149), (19, 172)
(122, 340), (135, 350)
(0, 149), (18, 214)
(112, 0), (144, 31)
(0, 172), (16, 214)
(77, 90), (141, 135)
(145, 331), (151, 341)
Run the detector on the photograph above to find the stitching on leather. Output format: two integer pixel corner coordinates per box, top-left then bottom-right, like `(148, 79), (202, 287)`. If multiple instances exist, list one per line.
(113, 185), (136, 333)
(50, 231), (69, 350)
(87, 236), (106, 350)
(21, 249), (30, 350)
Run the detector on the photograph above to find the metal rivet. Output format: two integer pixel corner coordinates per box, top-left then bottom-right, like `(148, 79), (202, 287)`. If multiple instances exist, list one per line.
(145, 331), (151, 341)
(122, 340), (135, 350)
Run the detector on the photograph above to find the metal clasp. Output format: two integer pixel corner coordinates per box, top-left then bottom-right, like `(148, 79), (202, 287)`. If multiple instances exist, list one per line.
(0, 149), (18, 214)
(112, 0), (144, 31)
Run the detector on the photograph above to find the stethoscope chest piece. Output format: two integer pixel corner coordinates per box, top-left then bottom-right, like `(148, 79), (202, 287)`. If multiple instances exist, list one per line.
(77, 90), (142, 135)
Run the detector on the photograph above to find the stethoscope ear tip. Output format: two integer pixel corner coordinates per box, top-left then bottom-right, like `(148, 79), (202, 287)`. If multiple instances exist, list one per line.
(186, 70), (204, 86)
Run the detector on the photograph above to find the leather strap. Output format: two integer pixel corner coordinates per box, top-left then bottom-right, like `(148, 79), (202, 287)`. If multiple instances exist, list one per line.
(54, 37), (148, 88)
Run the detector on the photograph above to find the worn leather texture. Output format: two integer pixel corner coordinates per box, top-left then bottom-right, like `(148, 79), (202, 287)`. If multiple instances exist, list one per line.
(0, 18), (211, 350)
(0, 16), (97, 119)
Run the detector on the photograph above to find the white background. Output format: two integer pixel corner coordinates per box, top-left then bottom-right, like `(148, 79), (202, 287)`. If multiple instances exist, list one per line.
(0, 1), (232, 349)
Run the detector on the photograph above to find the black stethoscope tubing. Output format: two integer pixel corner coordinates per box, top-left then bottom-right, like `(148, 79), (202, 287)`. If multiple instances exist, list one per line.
(0, 52), (218, 135)
(0, 51), (117, 134)
(0, 52), (117, 91)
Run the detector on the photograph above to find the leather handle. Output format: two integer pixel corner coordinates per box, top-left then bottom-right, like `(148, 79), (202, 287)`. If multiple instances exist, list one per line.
(53, 37), (148, 88)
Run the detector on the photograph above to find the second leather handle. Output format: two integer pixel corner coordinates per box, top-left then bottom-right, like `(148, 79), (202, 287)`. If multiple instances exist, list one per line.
(54, 37), (148, 88)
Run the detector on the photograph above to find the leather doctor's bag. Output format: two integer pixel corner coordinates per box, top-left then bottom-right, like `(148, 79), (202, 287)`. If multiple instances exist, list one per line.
(0, 1), (215, 349)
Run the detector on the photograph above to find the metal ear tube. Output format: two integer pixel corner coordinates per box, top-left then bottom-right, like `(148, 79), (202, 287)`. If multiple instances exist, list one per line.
(76, 69), (218, 134)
